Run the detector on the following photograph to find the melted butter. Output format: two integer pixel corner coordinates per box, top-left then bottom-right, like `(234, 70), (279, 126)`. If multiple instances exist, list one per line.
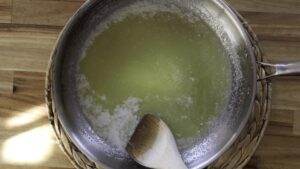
(78, 11), (231, 147)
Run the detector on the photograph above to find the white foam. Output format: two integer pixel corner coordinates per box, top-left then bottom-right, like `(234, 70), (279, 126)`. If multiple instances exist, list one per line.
(77, 75), (142, 153)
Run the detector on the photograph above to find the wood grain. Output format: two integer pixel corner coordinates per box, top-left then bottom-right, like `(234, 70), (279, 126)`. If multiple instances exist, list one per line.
(0, 72), (73, 168)
(244, 12), (300, 41)
(294, 110), (300, 135)
(0, 25), (60, 72)
(0, 165), (72, 169)
(269, 109), (294, 126)
(12, 0), (84, 26)
(255, 26), (300, 41)
(0, 0), (299, 169)
(0, 70), (13, 95)
(254, 135), (300, 168)
(0, 0), (11, 23)
(241, 12), (300, 28)
(265, 124), (294, 136)
(260, 41), (300, 62)
(227, 0), (300, 14)
(271, 78), (300, 110)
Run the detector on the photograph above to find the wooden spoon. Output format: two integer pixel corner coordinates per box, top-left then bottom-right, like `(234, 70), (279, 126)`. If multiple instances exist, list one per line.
(126, 114), (188, 169)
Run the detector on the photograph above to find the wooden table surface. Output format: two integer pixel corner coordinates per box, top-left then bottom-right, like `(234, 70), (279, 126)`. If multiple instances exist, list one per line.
(0, 0), (299, 169)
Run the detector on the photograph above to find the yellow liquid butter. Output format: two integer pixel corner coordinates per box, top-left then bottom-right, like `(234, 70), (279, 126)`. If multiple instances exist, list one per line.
(77, 11), (231, 151)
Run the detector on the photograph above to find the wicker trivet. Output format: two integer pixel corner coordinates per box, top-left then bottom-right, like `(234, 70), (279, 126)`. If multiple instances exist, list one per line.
(46, 7), (271, 169)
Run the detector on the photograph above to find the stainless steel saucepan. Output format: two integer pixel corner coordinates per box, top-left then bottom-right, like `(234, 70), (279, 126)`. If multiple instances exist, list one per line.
(46, 0), (300, 168)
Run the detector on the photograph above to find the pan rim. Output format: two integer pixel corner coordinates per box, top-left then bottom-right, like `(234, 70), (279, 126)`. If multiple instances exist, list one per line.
(48, 0), (257, 168)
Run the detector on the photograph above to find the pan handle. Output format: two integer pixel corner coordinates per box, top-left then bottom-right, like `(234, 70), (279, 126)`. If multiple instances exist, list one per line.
(258, 61), (300, 79)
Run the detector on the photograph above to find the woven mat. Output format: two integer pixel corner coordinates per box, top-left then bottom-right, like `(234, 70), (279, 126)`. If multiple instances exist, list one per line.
(46, 7), (271, 169)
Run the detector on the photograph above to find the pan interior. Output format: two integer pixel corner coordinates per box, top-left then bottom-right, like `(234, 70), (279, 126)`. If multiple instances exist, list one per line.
(55, 0), (256, 168)
(78, 6), (231, 154)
